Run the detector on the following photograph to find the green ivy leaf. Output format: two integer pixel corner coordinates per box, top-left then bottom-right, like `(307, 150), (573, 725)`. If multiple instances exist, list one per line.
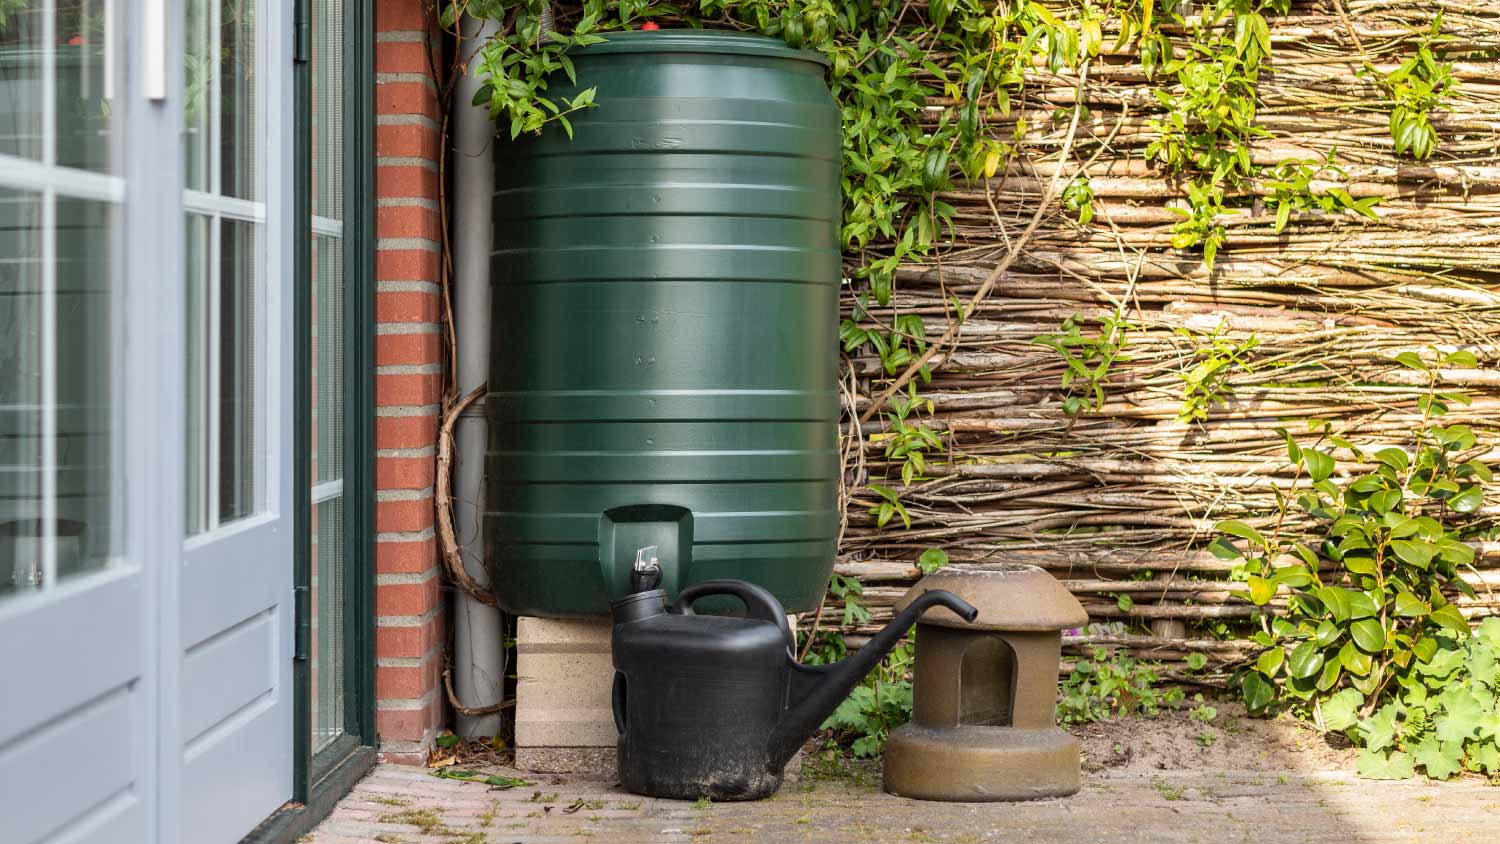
(1434, 689), (1485, 745)
(1356, 748), (1415, 780)
(1411, 737), (1464, 780)
(1346, 591), (1380, 620)
(917, 548), (950, 575)
(1322, 688), (1364, 731)
(1360, 703), (1404, 753)
(1374, 447), (1411, 472)
(1316, 659), (1343, 692)
(1315, 620), (1342, 648)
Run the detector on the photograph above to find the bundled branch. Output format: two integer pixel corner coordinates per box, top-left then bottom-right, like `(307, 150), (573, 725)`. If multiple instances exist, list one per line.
(811, 2), (1500, 666)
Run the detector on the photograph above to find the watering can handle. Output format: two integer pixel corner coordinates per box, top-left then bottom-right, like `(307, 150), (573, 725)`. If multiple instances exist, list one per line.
(673, 580), (795, 652)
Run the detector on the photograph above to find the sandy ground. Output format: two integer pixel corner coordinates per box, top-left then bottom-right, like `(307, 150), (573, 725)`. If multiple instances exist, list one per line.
(1073, 702), (1357, 775)
(307, 713), (1498, 844)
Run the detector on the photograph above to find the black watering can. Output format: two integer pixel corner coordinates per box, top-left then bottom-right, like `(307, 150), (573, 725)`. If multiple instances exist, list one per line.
(609, 548), (978, 801)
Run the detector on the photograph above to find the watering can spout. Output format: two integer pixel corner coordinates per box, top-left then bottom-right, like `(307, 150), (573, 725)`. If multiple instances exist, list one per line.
(766, 589), (976, 770)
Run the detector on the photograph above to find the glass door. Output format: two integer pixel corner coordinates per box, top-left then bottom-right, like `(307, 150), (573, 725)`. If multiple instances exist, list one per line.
(0, 4), (147, 843)
(297, 0), (374, 806)
(175, 0), (298, 840)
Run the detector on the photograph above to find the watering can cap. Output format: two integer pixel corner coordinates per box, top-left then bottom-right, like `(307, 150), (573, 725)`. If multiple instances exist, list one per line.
(895, 564), (1087, 631)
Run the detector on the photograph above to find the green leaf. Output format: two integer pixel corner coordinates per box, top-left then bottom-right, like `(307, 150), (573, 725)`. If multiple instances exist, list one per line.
(1340, 641), (1373, 676)
(1242, 671), (1275, 712)
(1430, 603), (1469, 635)
(1449, 486), (1483, 513)
(1346, 591), (1380, 620)
(1186, 652), (1208, 671)
(1393, 590), (1429, 617)
(1256, 647), (1285, 678)
(1356, 748), (1415, 780)
(1217, 519), (1267, 548)
(1316, 659), (1343, 692)
(1247, 575), (1278, 606)
(1368, 489), (1402, 514)
(1350, 618), (1387, 653)
(1208, 537), (1245, 561)
(1374, 447), (1411, 472)
(1315, 620), (1342, 648)
(1412, 737), (1464, 780)
(1301, 449), (1335, 483)
(1391, 540), (1435, 570)
(1319, 587), (1353, 622)
(1434, 690), (1485, 744)
(1359, 703), (1401, 751)
(1322, 688), (1364, 731)
(1393, 351), (1427, 371)
(1288, 641), (1325, 679)
(917, 548), (950, 575)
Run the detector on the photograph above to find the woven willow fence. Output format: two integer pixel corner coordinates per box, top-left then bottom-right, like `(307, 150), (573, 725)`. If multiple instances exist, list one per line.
(809, 2), (1500, 685)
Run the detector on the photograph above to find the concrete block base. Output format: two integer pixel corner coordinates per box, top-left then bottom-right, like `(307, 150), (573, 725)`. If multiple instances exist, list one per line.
(514, 746), (617, 778)
(514, 617), (617, 774)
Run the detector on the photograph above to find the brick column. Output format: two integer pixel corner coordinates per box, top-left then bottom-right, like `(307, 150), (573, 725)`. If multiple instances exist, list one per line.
(373, 0), (446, 765)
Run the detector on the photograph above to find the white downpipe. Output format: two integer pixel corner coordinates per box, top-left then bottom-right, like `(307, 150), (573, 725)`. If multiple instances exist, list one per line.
(452, 12), (505, 738)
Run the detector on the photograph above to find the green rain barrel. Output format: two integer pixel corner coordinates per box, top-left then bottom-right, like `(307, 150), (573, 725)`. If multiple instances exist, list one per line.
(486, 30), (841, 617)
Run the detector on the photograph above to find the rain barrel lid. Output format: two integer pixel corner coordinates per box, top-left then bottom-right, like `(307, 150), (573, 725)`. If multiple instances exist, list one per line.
(570, 29), (831, 68)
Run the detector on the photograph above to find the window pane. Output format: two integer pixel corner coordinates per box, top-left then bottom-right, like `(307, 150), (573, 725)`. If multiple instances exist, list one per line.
(54, 2), (114, 173)
(0, 189), (45, 595)
(220, 0), (258, 200)
(184, 0), (258, 197)
(311, 495), (346, 751)
(185, 213), (211, 534)
(311, 0), (342, 220)
(184, 0), (212, 191)
(0, 191), (115, 596)
(217, 218), (256, 524)
(0, 5), (44, 160)
(187, 214), (260, 533)
(54, 196), (113, 582)
(314, 235), (342, 483)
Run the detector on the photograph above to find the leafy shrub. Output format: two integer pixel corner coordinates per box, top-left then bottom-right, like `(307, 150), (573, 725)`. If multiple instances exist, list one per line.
(821, 640), (915, 758)
(1325, 620), (1500, 780)
(1058, 648), (1183, 725)
(1215, 347), (1493, 777)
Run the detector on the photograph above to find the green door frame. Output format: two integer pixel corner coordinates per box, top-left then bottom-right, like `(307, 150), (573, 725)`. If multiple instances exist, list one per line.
(244, 0), (376, 840)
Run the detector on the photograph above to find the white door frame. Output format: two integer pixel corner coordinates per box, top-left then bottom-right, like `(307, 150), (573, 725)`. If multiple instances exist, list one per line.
(0, 2), (299, 843)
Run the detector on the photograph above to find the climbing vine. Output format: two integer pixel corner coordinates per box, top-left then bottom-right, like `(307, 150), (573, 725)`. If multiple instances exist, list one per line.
(457, 0), (1458, 457)
(448, 0), (1481, 760)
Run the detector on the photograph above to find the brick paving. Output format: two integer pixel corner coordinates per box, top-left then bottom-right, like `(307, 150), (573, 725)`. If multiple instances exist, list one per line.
(308, 761), (1500, 843)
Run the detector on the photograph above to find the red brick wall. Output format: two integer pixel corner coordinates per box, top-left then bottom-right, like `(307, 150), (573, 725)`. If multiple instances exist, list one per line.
(374, 0), (446, 765)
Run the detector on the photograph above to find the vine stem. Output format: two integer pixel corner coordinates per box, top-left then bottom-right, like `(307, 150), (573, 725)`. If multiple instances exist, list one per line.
(443, 664), (514, 717)
(860, 59), (1093, 424)
(435, 385), (498, 608)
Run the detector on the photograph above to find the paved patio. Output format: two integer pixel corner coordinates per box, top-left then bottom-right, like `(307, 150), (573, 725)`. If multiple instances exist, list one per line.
(306, 760), (1500, 843)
